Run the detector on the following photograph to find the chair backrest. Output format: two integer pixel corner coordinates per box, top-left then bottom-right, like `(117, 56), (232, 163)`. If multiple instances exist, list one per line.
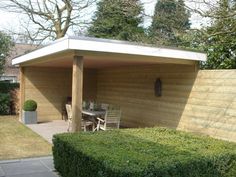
(104, 106), (121, 130)
(65, 104), (72, 119)
(101, 103), (109, 110)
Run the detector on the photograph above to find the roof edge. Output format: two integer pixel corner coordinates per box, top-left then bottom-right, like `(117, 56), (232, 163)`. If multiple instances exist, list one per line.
(12, 36), (207, 65)
(66, 36), (206, 54)
(12, 37), (70, 65)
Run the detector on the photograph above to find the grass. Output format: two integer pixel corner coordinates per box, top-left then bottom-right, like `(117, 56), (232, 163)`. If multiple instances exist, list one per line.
(0, 115), (52, 160)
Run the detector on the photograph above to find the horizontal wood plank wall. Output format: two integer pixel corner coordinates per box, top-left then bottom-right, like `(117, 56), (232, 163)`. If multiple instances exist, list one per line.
(83, 69), (97, 101)
(97, 64), (197, 128)
(97, 65), (236, 142)
(24, 67), (97, 122)
(178, 70), (236, 142)
(24, 67), (72, 122)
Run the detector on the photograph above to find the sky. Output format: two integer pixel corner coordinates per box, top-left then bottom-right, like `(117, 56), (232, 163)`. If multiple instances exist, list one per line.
(0, 0), (209, 36)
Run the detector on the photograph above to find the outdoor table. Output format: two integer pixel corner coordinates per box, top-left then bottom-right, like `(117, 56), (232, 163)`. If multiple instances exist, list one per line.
(82, 109), (106, 131)
(82, 110), (106, 117)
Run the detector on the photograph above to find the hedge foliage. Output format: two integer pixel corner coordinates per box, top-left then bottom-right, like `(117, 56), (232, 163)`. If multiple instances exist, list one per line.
(0, 81), (19, 93)
(0, 93), (10, 115)
(0, 81), (19, 115)
(23, 100), (37, 111)
(53, 128), (236, 177)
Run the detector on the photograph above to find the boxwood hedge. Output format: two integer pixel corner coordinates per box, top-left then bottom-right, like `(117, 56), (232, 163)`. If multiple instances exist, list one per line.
(53, 128), (236, 177)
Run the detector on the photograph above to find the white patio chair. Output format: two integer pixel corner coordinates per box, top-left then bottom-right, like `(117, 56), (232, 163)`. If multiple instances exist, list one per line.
(101, 103), (109, 110)
(65, 104), (94, 132)
(96, 106), (121, 131)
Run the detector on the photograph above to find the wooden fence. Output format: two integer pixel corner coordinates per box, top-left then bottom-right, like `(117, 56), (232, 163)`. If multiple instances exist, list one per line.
(97, 66), (236, 142)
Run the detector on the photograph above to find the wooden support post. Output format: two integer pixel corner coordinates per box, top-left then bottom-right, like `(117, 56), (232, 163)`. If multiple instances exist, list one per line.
(71, 56), (83, 132)
(19, 67), (25, 121)
(195, 61), (199, 72)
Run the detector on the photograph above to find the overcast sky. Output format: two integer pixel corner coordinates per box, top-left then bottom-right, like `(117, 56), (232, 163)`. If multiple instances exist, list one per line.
(0, 0), (209, 35)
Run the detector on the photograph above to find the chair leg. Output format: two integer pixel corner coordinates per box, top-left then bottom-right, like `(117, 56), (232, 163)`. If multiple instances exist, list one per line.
(96, 123), (100, 131)
(92, 123), (95, 131)
(93, 125), (97, 132)
(67, 121), (71, 132)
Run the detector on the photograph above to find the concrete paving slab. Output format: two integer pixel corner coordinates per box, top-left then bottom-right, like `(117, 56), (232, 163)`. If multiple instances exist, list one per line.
(0, 156), (59, 177)
(20, 156), (53, 162)
(0, 166), (5, 177)
(1, 160), (49, 176)
(0, 159), (20, 164)
(40, 158), (55, 171)
(27, 120), (68, 143)
(6, 171), (59, 177)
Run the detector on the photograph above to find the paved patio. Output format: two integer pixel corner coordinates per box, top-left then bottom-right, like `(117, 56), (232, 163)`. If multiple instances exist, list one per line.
(0, 156), (59, 177)
(26, 120), (68, 143)
(0, 121), (68, 176)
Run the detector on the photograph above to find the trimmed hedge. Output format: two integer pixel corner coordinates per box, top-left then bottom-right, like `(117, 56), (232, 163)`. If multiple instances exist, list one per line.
(23, 100), (37, 111)
(53, 128), (236, 177)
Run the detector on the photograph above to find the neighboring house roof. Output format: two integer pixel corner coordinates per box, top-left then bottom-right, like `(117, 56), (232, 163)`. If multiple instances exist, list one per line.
(3, 43), (38, 81)
(12, 36), (207, 66)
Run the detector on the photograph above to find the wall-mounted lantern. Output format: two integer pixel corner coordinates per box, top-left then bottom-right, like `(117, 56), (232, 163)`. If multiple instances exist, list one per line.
(155, 78), (162, 97)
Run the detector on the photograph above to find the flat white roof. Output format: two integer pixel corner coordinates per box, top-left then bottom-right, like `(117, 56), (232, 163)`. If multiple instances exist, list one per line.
(12, 36), (206, 65)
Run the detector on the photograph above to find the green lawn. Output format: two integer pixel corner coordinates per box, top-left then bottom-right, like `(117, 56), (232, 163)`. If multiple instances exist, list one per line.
(0, 116), (52, 160)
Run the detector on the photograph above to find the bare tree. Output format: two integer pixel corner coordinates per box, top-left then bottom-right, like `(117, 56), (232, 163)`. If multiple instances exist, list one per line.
(1, 0), (96, 43)
(185, 0), (236, 36)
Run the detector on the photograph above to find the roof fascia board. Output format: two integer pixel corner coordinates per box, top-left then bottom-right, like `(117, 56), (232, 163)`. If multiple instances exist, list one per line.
(68, 38), (206, 62)
(12, 37), (207, 65)
(12, 38), (69, 65)
(75, 51), (196, 65)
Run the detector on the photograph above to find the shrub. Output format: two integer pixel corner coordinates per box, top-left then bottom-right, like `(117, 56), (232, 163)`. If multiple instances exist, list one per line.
(9, 89), (19, 114)
(0, 93), (10, 115)
(0, 81), (19, 93)
(53, 128), (236, 177)
(23, 100), (37, 111)
(0, 81), (19, 115)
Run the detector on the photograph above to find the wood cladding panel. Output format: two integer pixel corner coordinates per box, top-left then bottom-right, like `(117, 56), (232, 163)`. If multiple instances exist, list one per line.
(24, 67), (72, 122)
(97, 64), (196, 129)
(24, 67), (97, 122)
(83, 69), (97, 101)
(178, 70), (236, 142)
(97, 65), (236, 142)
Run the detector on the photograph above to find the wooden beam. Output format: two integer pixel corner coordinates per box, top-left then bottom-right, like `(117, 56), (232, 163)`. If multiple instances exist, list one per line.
(71, 56), (83, 132)
(19, 67), (25, 121)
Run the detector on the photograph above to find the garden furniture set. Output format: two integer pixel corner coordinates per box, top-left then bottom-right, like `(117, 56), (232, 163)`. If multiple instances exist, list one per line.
(65, 102), (121, 132)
